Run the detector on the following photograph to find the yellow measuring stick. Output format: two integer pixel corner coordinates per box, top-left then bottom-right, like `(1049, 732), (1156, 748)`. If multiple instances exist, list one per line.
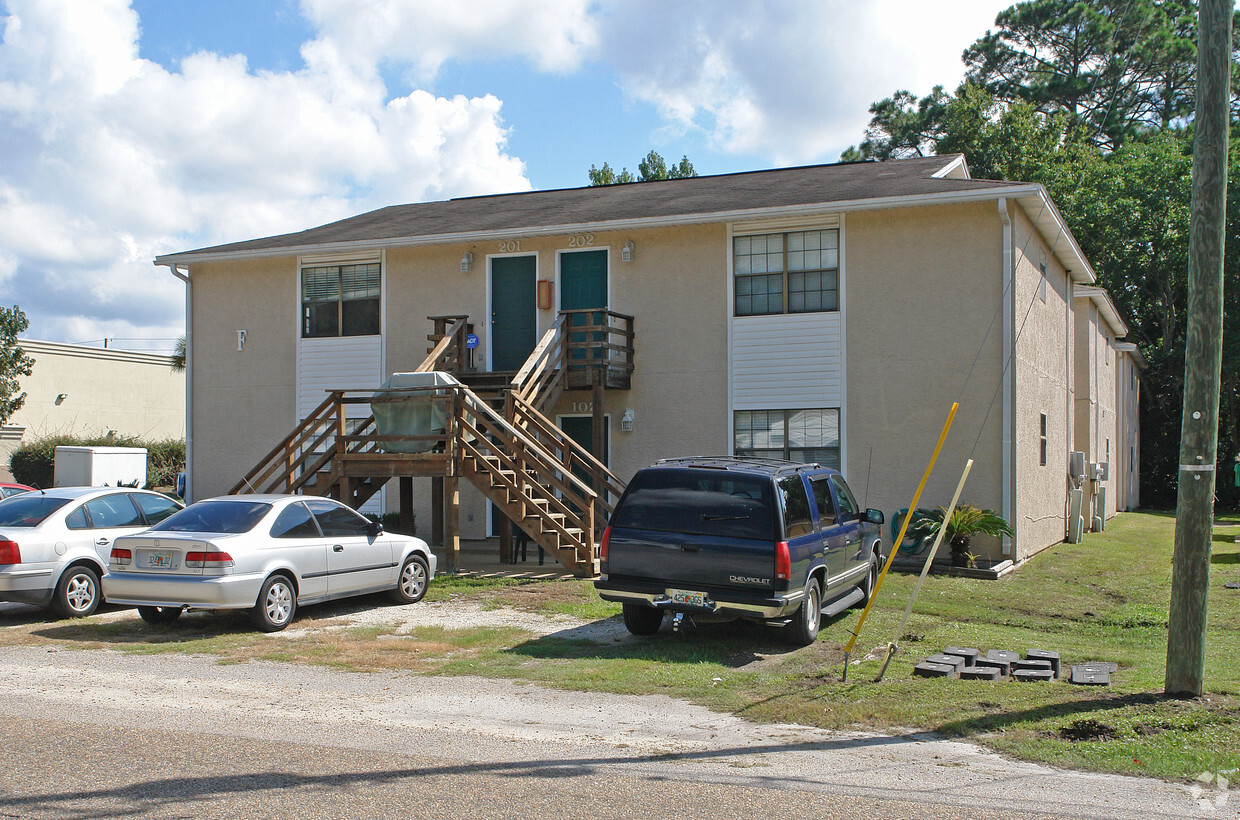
(842, 402), (958, 678)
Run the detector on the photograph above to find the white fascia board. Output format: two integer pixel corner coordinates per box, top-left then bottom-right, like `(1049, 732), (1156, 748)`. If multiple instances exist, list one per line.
(1074, 285), (1128, 336)
(155, 183), (1097, 279)
(1114, 342), (1147, 370)
(931, 155), (971, 179)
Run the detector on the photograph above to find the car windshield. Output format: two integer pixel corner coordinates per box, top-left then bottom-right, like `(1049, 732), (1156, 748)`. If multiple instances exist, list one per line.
(610, 469), (776, 540)
(0, 495), (72, 527)
(152, 500), (272, 534)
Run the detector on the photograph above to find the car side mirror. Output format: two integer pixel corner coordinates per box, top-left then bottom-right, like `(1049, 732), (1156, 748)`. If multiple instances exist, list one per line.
(367, 520), (384, 537)
(864, 508), (885, 525)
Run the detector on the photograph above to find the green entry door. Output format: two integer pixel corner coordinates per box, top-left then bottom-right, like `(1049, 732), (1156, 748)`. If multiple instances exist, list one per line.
(560, 415), (610, 499)
(490, 256), (537, 372)
(560, 250), (608, 360)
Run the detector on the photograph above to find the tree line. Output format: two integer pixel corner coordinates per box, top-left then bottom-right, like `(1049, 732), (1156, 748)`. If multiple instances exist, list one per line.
(843, 0), (1240, 509)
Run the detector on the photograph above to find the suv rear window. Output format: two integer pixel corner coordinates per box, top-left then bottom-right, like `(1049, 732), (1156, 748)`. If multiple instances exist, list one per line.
(610, 469), (776, 540)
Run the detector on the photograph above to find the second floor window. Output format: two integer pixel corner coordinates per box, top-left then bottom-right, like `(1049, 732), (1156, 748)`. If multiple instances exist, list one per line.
(302, 263), (381, 338)
(734, 229), (839, 316)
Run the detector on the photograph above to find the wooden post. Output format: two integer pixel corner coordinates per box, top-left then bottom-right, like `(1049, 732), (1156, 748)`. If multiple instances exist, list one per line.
(592, 376), (605, 463)
(431, 477), (444, 546)
(1167, 0), (1232, 698)
(499, 517), (513, 564)
(443, 475), (460, 573)
(399, 476), (413, 535)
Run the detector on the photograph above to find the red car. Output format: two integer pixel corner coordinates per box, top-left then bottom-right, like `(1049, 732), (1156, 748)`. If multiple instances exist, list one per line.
(0, 483), (34, 500)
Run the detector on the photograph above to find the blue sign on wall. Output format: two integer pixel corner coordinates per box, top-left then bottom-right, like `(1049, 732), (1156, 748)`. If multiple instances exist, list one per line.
(465, 333), (479, 349)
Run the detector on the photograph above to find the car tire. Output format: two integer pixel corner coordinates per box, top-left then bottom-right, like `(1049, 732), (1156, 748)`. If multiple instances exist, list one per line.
(786, 578), (822, 646)
(251, 574), (297, 632)
(860, 552), (881, 604)
(50, 564), (101, 619)
(138, 606), (182, 625)
(622, 602), (665, 636)
(389, 554), (429, 604)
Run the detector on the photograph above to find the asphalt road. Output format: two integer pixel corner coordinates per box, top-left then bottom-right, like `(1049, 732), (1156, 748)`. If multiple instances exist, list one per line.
(0, 645), (1223, 820)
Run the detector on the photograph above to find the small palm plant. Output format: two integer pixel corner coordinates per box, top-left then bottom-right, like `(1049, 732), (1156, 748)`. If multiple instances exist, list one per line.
(909, 503), (1013, 568)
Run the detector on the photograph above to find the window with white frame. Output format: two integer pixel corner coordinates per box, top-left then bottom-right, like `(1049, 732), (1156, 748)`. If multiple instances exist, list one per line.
(734, 229), (839, 316)
(301, 262), (381, 338)
(734, 408), (840, 469)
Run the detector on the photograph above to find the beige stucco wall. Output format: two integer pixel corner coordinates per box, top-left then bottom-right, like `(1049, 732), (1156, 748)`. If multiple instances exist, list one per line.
(189, 256), (298, 499)
(181, 194), (1123, 563)
(844, 202), (1008, 560)
(1011, 206), (1074, 560)
(1072, 296), (1122, 527)
(1114, 349), (1141, 510)
(0, 340), (184, 482)
(383, 226), (730, 538)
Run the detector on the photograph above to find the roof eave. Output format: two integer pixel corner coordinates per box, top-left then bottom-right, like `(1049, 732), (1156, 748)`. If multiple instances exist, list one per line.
(154, 183), (1049, 267)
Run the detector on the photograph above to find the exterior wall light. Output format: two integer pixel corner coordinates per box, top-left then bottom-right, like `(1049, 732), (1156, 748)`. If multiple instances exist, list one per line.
(55, 393), (68, 405)
(621, 407), (635, 432)
(460, 251), (474, 272)
(621, 240), (635, 262)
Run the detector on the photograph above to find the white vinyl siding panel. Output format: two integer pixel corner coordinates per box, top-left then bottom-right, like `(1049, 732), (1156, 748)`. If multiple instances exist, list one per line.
(297, 336), (383, 418)
(730, 313), (842, 410)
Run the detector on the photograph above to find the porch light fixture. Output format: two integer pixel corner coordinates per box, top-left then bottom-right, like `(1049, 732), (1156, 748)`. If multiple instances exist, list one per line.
(54, 393), (68, 405)
(621, 240), (635, 262)
(460, 251), (474, 273)
(621, 407), (635, 432)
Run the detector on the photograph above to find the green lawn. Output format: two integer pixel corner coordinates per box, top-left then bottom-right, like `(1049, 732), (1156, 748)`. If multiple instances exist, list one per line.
(431, 510), (1240, 782)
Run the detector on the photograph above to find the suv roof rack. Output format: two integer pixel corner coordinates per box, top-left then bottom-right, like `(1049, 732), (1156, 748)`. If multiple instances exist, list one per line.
(652, 456), (824, 473)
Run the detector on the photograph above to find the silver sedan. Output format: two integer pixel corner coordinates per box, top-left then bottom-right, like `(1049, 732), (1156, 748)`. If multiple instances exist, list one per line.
(103, 494), (436, 632)
(0, 487), (183, 617)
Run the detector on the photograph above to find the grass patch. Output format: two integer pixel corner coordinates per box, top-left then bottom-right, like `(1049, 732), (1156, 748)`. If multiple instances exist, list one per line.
(3, 511), (1238, 782)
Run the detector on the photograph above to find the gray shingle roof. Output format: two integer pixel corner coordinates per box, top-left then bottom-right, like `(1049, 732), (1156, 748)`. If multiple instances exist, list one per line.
(158, 154), (1032, 262)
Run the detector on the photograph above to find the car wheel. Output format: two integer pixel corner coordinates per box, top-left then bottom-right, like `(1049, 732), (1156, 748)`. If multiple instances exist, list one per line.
(138, 606), (182, 624)
(622, 602), (665, 636)
(51, 564), (101, 618)
(251, 574), (297, 632)
(860, 552), (881, 603)
(389, 554), (429, 604)
(786, 578), (822, 646)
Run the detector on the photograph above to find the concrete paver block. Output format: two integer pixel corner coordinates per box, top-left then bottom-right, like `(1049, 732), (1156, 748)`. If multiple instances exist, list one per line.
(914, 661), (958, 679)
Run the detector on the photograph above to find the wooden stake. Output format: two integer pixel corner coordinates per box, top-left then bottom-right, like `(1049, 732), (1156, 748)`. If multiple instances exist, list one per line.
(876, 459), (973, 682)
(842, 403), (957, 680)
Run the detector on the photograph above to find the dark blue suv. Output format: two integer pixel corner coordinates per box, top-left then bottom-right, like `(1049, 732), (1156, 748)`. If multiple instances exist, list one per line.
(595, 457), (885, 645)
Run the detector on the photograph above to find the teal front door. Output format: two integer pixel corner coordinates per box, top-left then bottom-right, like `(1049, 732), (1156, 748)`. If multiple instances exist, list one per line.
(560, 250), (607, 360)
(560, 415), (609, 486)
(490, 256), (537, 372)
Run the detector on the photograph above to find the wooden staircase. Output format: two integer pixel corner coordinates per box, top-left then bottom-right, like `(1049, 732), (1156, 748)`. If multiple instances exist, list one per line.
(229, 312), (633, 577)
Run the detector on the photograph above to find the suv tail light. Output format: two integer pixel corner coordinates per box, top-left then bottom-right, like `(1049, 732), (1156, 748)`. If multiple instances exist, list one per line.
(0, 540), (20, 564)
(600, 526), (612, 564)
(774, 540), (791, 581)
(110, 547), (132, 566)
(185, 551), (234, 569)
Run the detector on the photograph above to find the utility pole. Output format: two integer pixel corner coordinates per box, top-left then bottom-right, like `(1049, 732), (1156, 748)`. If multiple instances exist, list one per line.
(1166, 0), (1232, 699)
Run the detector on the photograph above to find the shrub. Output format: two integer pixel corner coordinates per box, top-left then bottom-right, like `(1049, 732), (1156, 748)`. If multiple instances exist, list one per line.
(9, 434), (185, 490)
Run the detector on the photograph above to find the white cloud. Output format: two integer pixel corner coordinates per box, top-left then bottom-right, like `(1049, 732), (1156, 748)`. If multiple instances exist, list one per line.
(590, 0), (1009, 163)
(0, 0), (529, 349)
(299, 0), (598, 82)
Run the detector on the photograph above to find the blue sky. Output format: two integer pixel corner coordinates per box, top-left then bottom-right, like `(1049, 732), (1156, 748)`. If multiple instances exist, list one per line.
(0, 0), (1011, 349)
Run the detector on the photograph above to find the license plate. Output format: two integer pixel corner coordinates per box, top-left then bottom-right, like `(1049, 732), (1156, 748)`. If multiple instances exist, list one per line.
(146, 551), (174, 569)
(669, 589), (707, 607)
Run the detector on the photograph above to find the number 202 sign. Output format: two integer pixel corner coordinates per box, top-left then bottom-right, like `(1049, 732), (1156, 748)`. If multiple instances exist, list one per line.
(567, 234), (594, 247)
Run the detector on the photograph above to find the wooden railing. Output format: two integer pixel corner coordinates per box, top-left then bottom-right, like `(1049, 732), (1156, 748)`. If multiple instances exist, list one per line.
(510, 313), (567, 410)
(504, 391), (623, 531)
(417, 315), (471, 373)
(230, 392), (347, 495)
(561, 308), (634, 389)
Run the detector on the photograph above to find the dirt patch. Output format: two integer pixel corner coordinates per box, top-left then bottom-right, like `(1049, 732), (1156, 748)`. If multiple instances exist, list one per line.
(1058, 718), (1118, 742)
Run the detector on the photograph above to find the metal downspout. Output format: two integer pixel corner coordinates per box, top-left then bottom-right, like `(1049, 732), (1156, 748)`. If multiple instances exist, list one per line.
(998, 198), (1014, 556)
(167, 264), (192, 503)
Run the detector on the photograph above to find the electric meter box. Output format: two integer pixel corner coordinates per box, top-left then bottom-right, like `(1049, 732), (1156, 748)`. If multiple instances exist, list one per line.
(53, 446), (148, 488)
